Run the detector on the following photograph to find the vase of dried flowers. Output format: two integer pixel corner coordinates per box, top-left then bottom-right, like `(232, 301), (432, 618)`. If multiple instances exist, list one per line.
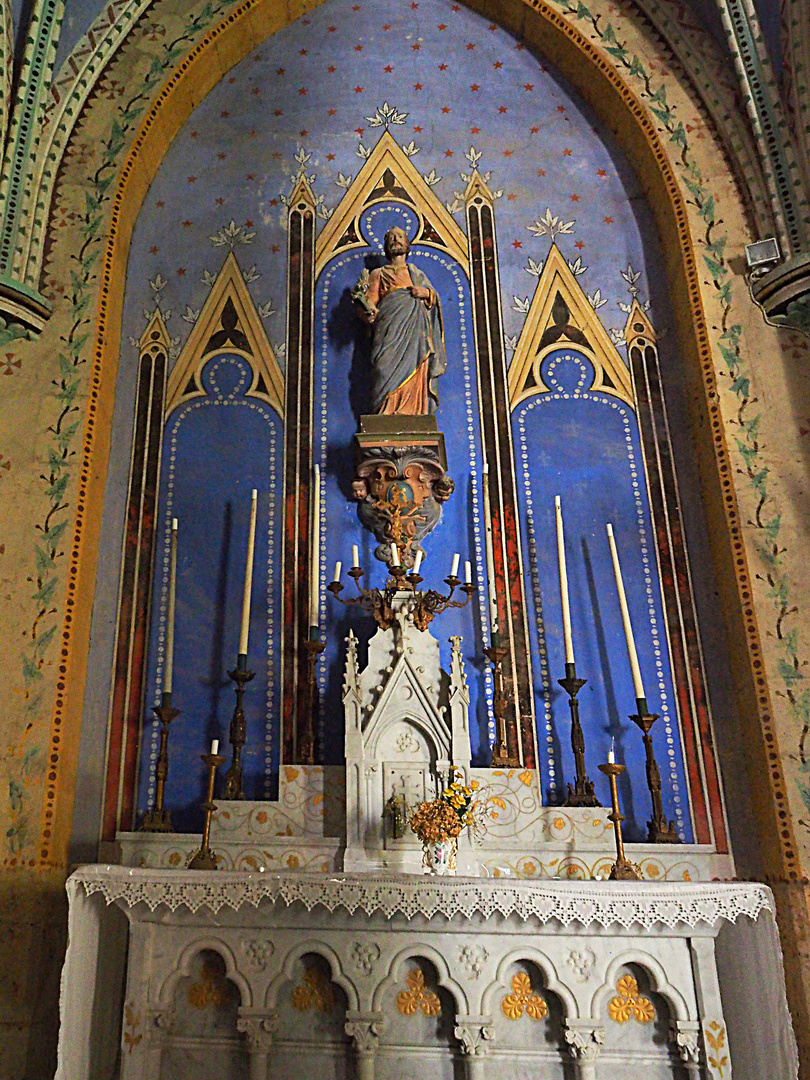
(409, 773), (479, 876)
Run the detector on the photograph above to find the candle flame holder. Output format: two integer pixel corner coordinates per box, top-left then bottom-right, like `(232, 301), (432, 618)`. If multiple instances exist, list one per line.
(630, 706), (682, 844)
(598, 761), (643, 881)
(485, 643), (519, 768)
(188, 750), (225, 870)
(139, 695), (180, 832)
(559, 663), (601, 807)
(327, 557), (475, 632)
(222, 659), (255, 800)
(299, 637), (326, 765)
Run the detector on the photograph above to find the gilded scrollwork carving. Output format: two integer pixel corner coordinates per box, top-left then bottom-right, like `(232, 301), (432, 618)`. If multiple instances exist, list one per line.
(501, 972), (547, 1021)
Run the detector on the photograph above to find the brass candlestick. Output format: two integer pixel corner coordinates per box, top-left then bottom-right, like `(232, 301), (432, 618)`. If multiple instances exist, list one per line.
(222, 655), (255, 800)
(630, 704), (682, 844)
(486, 640), (519, 768)
(299, 636), (326, 765)
(139, 693), (180, 831)
(188, 750), (225, 870)
(559, 663), (600, 807)
(598, 760), (643, 881)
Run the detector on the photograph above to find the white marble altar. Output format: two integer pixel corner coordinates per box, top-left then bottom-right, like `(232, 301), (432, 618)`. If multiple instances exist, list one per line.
(57, 867), (796, 1080)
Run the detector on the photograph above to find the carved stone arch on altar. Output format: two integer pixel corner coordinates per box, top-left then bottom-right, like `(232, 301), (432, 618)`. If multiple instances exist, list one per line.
(158, 937), (253, 1008)
(589, 951), (693, 1024)
(264, 939), (360, 1012)
(165, 249), (284, 418)
(371, 944), (470, 1016)
(481, 947), (578, 1021)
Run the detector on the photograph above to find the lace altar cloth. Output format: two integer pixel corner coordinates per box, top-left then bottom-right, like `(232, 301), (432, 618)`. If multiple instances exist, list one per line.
(72, 864), (771, 929)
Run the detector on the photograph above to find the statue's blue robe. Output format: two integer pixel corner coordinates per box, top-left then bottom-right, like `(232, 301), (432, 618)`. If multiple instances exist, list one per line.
(369, 264), (447, 415)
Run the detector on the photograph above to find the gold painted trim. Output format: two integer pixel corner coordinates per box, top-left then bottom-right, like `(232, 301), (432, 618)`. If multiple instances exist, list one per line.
(508, 244), (633, 409)
(314, 130), (468, 278)
(166, 250), (284, 418)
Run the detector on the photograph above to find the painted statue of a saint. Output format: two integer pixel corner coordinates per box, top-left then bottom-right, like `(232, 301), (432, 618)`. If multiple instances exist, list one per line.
(354, 226), (447, 415)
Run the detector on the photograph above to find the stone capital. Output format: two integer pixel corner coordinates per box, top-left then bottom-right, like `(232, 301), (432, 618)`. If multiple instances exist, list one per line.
(237, 1010), (278, 1053)
(564, 1021), (605, 1062)
(454, 1015), (496, 1057)
(345, 1011), (385, 1055)
(670, 1020), (701, 1064)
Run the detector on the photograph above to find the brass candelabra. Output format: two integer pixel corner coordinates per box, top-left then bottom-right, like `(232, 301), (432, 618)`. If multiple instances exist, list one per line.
(139, 693), (180, 831)
(188, 749), (225, 870)
(559, 662), (601, 807)
(630, 702), (682, 844)
(222, 654), (254, 800)
(598, 760), (643, 881)
(327, 557), (475, 631)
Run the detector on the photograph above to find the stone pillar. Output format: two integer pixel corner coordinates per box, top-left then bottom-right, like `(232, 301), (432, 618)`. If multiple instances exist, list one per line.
(345, 1011), (384, 1080)
(237, 1008), (277, 1080)
(454, 1016), (495, 1080)
(670, 1020), (702, 1076)
(563, 1020), (605, 1080)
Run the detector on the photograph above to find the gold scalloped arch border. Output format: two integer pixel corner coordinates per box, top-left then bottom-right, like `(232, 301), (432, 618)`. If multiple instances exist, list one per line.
(43, 0), (795, 882)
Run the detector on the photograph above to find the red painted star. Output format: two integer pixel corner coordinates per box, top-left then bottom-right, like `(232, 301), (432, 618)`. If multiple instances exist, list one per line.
(470, 84), (480, 91)
(470, 126), (480, 133)
(326, 153), (335, 160)
(299, 48), (307, 55)
(177, 268), (186, 276)
(537, 168), (546, 176)
(215, 197), (224, 205)
(271, 244), (280, 252)
(493, 61), (503, 69)
(507, 193), (517, 200)
(488, 23), (497, 30)
(438, 63), (448, 70)
(221, 110), (230, 117)
(384, 64), (393, 72)
(299, 129), (308, 137)
(187, 176), (196, 183)
(562, 148), (572, 156)
(269, 198), (278, 206)
(228, 77), (236, 84)
(570, 194), (580, 201)
(251, 87), (260, 95)
(217, 152), (226, 160)
(328, 25), (336, 31)
(354, 85), (363, 93)
(189, 132), (197, 138)
(530, 126), (539, 133)
(604, 216), (613, 223)
(498, 106), (507, 114)
(327, 65), (336, 73)
(156, 200), (165, 207)
(355, 44), (363, 51)
(328, 108), (336, 116)
(441, 105), (450, 113)
(557, 105), (566, 112)
(355, 127), (365, 135)
(274, 109), (282, 116)
(276, 68), (285, 75)
(512, 239), (522, 248)
(245, 219), (253, 227)
(524, 83), (534, 90)
(149, 245), (159, 254)
(413, 125), (422, 132)
(299, 87), (307, 95)
(438, 23), (446, 29)
(597, 169), (607, 177)
(467, 42), (475, 49)
(383, 22), (391, 29)
(246, 174), (254, 180)
(575, 241), (585, 249)
(412, 42), (421, 50)
(414, 82), (423, 90)
(445, 150), (454, 157)
(503, 149), (513, 157)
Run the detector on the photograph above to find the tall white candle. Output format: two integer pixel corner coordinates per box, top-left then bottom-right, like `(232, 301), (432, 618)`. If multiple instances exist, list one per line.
(465, 560), (472, 584)
(164, 518), (178, 695)
(238, 490), (258, 656)
(210, 739), (219, 756)
(333, 561), (342, 583)
(554, 496), (575, 665)
(481, 462), (499, 633)
(450, 552), (460, 578)
(352, 544), (359, 568)
(391, 544), (400, 567)
(309, 465), (320, 629)
(606, 523), (645, 701)
(413, 550), (423, 575)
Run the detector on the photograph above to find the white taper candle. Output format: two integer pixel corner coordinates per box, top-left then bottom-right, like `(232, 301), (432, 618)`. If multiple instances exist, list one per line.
(450, 552), (460, 578)
(554, 496), (575, 665)
(352, 544), (359, 568)
(391, 544), (400, 567)
(608, 738), (615, 764)
(333, 561), (342, 583)
(164, 518), (178, 695)
(413, 550), (423, 575)
(238, 490), (258, 656)
(606, 523), (645, 702)
(465, 560), (472, 584)
(210, 739), (219, 756)
(309, 466), (320, 629)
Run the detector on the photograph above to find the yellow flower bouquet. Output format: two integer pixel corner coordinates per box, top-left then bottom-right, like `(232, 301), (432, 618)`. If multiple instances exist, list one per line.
(409, 774), (480, 844)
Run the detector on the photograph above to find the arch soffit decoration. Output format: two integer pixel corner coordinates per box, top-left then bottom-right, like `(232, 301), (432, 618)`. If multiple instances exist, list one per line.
(46, 0), (791, 879)
(372, 944), (470, 1014)
(481, 947), (578, 1019)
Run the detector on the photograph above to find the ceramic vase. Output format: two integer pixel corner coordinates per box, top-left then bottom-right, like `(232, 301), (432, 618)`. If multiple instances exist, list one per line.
(423, 836), (457, 875)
